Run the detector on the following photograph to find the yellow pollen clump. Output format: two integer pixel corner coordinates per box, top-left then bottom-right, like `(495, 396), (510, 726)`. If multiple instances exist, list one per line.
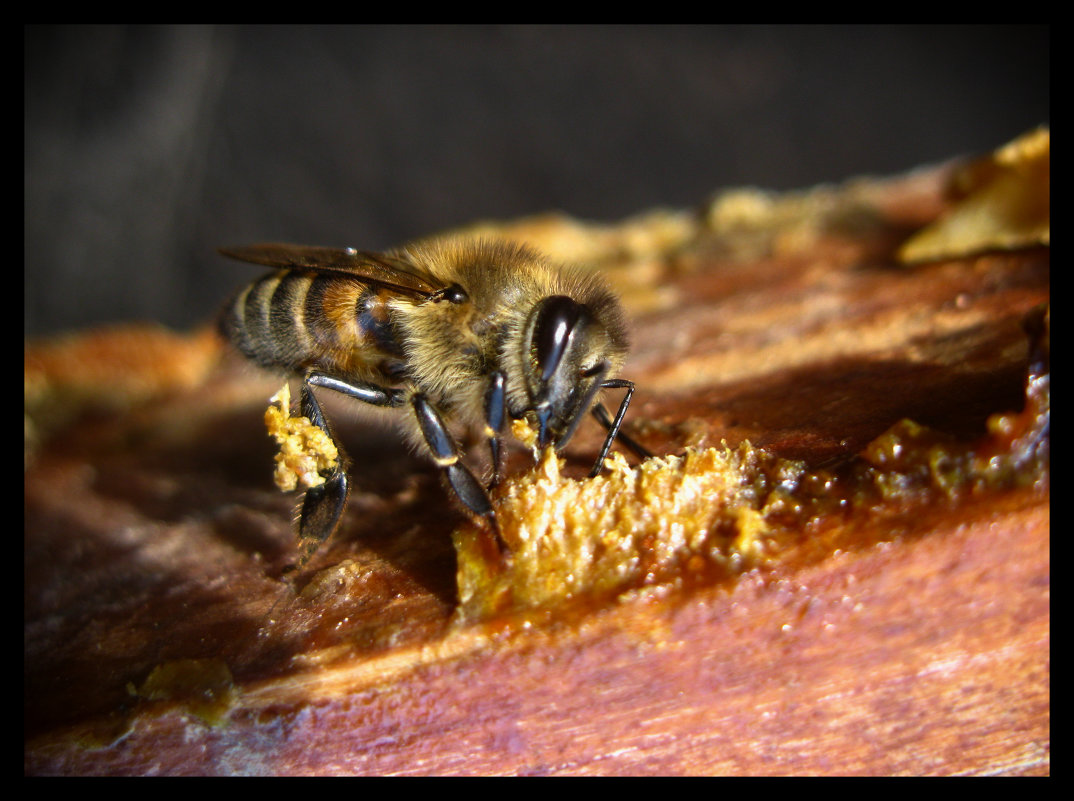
(264, 383), (339, 492)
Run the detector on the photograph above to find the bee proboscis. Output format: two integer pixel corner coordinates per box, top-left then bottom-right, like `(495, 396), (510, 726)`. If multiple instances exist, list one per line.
(219, 237), (650, 558)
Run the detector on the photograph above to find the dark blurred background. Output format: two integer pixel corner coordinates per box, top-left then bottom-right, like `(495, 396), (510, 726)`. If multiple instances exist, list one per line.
(25, 25), (1049, 337)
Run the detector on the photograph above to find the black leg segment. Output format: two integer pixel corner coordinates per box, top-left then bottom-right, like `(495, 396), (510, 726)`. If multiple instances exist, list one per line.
(412, 393), (495, 519)
(291, 371), (406, 561)
(588, 378), (651, 478)
(306, 371), (406, 408)
(484, 371), (507, 486)
(591, 400), (653, 462)
(297, 469), (349, 562)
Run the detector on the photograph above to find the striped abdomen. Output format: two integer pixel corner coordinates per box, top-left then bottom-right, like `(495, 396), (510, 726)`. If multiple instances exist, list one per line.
(221, 269), (407, 381)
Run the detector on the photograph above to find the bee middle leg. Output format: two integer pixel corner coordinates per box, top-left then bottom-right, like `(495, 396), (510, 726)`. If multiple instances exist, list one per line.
(412, 393), (502, 546)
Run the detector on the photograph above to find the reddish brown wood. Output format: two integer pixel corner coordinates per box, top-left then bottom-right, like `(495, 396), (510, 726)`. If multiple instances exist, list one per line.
(25, 161), (1049, 775)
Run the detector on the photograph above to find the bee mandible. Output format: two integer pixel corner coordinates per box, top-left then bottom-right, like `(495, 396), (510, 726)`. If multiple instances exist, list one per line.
(219, 237), (650, 555)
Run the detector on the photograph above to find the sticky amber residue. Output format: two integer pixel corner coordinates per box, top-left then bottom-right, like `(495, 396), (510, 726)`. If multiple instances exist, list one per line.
(134, 658), (237, 727)
(455, 305), (1049, 624)
(858, 304), (1049, 502)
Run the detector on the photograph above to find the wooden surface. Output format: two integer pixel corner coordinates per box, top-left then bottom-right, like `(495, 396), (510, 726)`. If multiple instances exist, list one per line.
(24, 157), (1049, 775)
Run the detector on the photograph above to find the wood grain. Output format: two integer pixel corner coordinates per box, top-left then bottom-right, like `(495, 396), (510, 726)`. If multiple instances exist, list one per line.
(24, 158), (1049, 775)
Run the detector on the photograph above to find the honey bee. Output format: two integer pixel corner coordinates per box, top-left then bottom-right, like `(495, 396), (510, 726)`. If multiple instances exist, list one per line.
(219, 237), (650, 555)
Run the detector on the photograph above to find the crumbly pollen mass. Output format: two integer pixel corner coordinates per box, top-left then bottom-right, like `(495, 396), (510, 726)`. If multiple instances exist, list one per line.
(264, 383), (339, 492)
(453, 442), (799, 622)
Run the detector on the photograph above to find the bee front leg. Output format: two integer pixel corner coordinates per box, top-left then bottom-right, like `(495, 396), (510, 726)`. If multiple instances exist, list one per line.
(588, 378), (652, 478)
(412, 393), (502, 545)
(483, 371), (507, 487)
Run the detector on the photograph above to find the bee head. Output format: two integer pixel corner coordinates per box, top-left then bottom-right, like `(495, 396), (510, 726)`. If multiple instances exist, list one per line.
(523, 293), (627, 450)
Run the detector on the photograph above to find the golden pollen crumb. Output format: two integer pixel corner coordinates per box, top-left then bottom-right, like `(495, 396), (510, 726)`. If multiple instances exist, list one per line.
(453, 443), (798, 622)
(511, 417), (539, 452)
(264, 383), (339, 491)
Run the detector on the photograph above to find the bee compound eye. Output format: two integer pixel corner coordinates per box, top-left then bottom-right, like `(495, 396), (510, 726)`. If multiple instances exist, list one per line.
(533, 295), (586, 382)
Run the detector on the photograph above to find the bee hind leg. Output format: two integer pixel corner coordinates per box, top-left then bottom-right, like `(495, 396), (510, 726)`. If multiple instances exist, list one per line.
(296, 469), (349, 565)
(293, 371), (406, 563)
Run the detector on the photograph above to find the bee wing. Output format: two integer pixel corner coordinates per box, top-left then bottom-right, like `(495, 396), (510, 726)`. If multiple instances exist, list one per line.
(218, 243), (441, 299)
